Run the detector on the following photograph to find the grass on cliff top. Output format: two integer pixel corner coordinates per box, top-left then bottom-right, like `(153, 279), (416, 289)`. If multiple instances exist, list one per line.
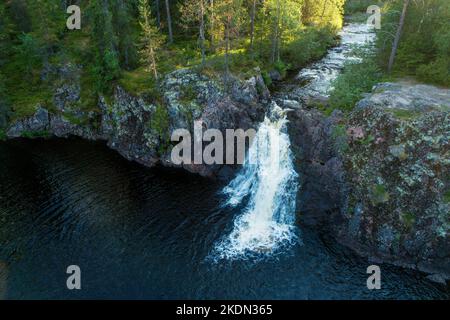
(116, 47), (263, 97)
(6, 74), (53, 121)
(118, 68), (159, 97)
(2, 25), (337, 123)
(9, 90), (52, 120)
(2, 54), (54, 121)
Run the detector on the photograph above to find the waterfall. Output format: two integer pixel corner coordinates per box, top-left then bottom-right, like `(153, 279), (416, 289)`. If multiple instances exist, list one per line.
(213, 102), (299, 260)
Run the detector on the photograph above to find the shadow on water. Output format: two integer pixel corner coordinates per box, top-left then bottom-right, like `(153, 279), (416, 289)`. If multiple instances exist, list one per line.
(0, 138), (448, 299)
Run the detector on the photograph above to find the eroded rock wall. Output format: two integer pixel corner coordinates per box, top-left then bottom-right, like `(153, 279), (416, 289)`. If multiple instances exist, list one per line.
(285, 83), (450, 281)
(7, 67), (269, 179)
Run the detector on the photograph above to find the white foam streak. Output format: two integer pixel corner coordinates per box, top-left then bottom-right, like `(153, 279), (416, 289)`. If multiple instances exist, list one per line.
(214, 103), (299, 260)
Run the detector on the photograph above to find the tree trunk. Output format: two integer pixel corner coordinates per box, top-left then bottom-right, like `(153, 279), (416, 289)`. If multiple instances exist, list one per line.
(119, 0), (130, 68)
(225, 18), (230, 77)
(388, 0), (410, 73)
(156, 0), (161, 28)
(271, 0), (280, 63)
(250, 0), (256, 52)
(165, 0), (173, 44)
(210, 0), (215, 52)
(321, 0), (328, 21)
(150, 46), (158, 80)
(277, 0), (283, 62)
(199, 0), (206, 66)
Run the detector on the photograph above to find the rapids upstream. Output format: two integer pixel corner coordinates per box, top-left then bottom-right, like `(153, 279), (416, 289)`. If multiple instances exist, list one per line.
(0, 22), (448, 299)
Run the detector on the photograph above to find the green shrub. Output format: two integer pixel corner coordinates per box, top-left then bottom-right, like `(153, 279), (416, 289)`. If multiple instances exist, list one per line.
(344, 0), (384, 15)
(416, 58), (450, 87)
(273, 60), (291, 79)
(329, 49), (381, 111)
(92, 49), (121, 94)
(444, 190), (450, 204)
(282, 27), (336, 70)
(376, 0), (450, 86)
(0, 72), (10, 128)
(0, 128), (6, 141)
(402, 212), (416, 231)
(331, 124), (349, 153)
(262, 70), (272, 87)
(15, 33), (42, 75)
(150, 104), (170, 155)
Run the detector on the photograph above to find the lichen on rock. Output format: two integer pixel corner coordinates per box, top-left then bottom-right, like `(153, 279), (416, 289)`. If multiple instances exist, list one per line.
(6, 66), (269, 178)
(285, 82), (449, 280)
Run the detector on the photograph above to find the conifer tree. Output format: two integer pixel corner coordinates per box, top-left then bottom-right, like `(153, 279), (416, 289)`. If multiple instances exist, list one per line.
(138, 0), (164, 80)
(180, 0), (207, 65)
(215, 0), (244, 77)
(27, 0), (64, 65)
(110, 0), (138, 69)
(0, 3), (11, 128)
(165, 0), (174, 44)
(88, 0), (121, 92)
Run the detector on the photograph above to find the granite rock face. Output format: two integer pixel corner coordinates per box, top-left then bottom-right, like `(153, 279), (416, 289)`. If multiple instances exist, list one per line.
(284, 85), (449, 281)
(281, 100), (346, 224)
(338, 107), (449, 279)
(159, 69), (268, 177)
(357, 81), (450, 112)
(7, 67), (269, 178)
(5, 62), (449, 281)
(6, 107), (51, 138)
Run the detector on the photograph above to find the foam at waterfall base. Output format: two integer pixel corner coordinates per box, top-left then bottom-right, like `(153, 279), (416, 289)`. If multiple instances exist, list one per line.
(212, 214), (299, 261)
(212, 103), (300, 261)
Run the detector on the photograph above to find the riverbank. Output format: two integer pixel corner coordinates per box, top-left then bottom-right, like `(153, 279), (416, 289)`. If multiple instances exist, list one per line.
(0, 137), (447, 299)
(2, 19), (449, 285)
(272, 22), (450, 282)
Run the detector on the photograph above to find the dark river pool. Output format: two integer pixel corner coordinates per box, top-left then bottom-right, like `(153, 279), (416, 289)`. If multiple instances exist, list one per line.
(0, 139), (448, 299)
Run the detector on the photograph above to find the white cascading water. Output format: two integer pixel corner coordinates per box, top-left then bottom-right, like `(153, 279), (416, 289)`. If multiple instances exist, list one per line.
(212, 24), (375, 261)
(213, 102), (299, 260)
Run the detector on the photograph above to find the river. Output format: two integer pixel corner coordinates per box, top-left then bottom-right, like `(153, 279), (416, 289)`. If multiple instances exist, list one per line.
(0, 22), (448, 299)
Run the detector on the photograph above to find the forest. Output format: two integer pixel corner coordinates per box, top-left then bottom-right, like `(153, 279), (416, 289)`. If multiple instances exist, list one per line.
(0, 1), (449, 300)
(329, 0), (450, 111)
(0, 0), (449, 132)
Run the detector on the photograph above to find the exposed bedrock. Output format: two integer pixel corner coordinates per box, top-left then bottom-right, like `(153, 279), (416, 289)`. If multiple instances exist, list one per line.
(7, 66), (269, 179)
(5, 63), (450, 282)
(283, 82), (450, 282)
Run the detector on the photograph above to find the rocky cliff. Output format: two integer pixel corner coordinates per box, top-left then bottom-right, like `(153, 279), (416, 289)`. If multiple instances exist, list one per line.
(5, 66), (450, 282)
(6, 65), (269, 178)
(285, 82), (450, 283)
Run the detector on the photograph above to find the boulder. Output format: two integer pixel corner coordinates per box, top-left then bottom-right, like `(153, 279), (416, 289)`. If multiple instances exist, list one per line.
(356, 81), (450, 112)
